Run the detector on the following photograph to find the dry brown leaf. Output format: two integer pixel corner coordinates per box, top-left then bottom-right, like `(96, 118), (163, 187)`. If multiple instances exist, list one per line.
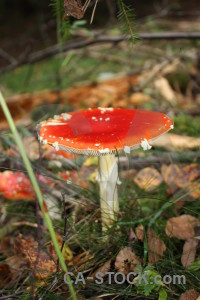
(128, 228), (137, 243)
(165, 215), (200, 239)
(119, 169), (136, 180)
(154, 77), (177, 105)
(162, 164), (200, 188)
(66, 75), (137, 108)
(0, 90), (63, 129)
(147, 228), (166, 263)
(93, 259), (111, 279)
(23, 136), (40, 160)
(115, 247), (140, 275)
(182, 164), (200, 182)
(188, 182), (200, 199)
(161, 164), (180, 193)
(14, 235), (56, 279)
(181, 238), (199, 268)
(179, 289), (200, 300)
(151, 133), (200, 151)
(129, 92), (151, 106)
(134, 167), (163, 192)
(161, 164), (200, 197)
(135, 224), (144, 242)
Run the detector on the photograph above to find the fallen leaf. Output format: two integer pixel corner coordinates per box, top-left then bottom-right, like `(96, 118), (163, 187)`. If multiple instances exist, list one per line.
(151, 133), (200, 151)
(14, 235), (56, 279)
(187, 182), (200, 199)
(147, 228), (166, 263)
(161, 164), (200, 197)
(129, 92), (151, 106)
(23, 136), (40, 160)
(182, 164), (200, 182)
(115, 247), (140, 275)
(161, 164), (183, 193)
(93, 259), (111, 279)
(179, 289), (199, 300)
(119, 169), (136, 180)
(134, 167), (163, 192)
(0, 90), (63, 129)
(165, 215), (200, 239)
(135, 224), (144, 242)
(154, 77), (177, 105)
(48, 232), (73, 262)
(128, 228), (137, 243)
(5, 255), (27, 281)
(181, 238), (199, 268)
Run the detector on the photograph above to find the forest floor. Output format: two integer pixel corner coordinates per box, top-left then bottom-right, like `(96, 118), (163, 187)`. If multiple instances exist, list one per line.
(0, 15), (200, 300)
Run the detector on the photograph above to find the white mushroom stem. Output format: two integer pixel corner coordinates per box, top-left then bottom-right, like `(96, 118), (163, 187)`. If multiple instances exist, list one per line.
(97, 154), (120, 230)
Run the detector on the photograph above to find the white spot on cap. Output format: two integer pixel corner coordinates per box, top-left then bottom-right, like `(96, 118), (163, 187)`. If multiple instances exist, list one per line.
(105, 117), (110, 121)
(95, 143), (100, 147)
(62, 113), (72, 120)
(98, 107), (114, 114)
(43, 139), (48, 144)
(99, 148), (110, 154)
(124, 146), (131, 154)
(52, 141), (59, 151)
(141, 139), (152, 151)
(170, 124), (174, 129)
(54, 115), (60, 120)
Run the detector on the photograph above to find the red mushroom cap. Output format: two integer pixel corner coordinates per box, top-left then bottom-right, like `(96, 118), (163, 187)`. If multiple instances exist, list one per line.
(0, 171), (35, 200)
(38, 108), (174, 156)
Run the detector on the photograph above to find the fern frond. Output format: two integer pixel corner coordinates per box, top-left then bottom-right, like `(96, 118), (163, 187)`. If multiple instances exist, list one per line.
(116, 0), (138, 44)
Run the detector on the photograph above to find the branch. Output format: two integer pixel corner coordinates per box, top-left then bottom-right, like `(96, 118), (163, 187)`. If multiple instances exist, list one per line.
(1, 32), (200, 74)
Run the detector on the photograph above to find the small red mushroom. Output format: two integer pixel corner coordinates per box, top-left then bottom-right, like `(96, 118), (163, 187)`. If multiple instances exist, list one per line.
(0, 171), (53, 200)
(0, 171), (35, 200)
(37, 108), (174, 229)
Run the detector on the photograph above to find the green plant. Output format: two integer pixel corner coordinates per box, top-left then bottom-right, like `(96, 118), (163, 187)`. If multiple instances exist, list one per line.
(135, 265), (168, 299)
(116, 0), (138, 44)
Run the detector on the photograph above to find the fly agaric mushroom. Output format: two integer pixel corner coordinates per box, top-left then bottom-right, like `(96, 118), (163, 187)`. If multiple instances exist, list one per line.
(0, 171), (35, 200)
(37, 108), (173, 229)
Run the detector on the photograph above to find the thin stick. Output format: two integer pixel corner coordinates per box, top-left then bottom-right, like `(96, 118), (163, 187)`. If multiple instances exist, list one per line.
(0, 91), (77, 300)
(90, 0), (98, 24)
(1, 32), (200, 74)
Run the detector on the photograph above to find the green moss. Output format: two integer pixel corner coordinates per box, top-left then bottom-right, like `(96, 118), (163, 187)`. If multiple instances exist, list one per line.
(173, 113), (200, 137)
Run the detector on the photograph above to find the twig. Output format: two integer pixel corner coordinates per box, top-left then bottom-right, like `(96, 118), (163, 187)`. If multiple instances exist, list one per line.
(119, 151), (200, 169)
(0, 48), (17, 64)
(1, 32), (200, 74)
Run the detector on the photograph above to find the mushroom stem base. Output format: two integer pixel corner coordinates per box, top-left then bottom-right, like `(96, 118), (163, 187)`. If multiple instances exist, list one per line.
(98, 154), (119, 230)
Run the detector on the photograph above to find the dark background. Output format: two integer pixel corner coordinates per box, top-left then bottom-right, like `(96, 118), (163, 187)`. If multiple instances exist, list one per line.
(0, 0), (199, 68)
